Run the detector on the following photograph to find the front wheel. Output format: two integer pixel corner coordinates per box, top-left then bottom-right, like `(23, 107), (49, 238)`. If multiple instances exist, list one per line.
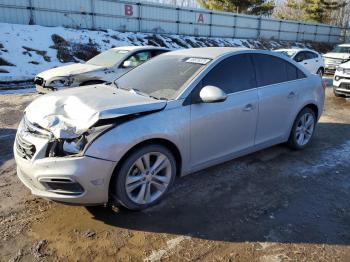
(287, 108), (316, 150)
(112, 144), (176, 210)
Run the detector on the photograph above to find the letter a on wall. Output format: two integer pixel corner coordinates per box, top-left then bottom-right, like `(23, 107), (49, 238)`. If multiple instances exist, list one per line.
(197, 13), (204, 23)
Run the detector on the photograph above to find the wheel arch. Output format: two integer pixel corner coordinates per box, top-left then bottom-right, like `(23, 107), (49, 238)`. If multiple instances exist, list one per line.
(108, 138), (182, 194)
(287, 102), (319, 140)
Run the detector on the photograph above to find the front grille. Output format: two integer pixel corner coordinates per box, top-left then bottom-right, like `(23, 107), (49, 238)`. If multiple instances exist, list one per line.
(340, 83), (350, 90)
(15, 133), (36, 160)
(34, 77), (44, 86)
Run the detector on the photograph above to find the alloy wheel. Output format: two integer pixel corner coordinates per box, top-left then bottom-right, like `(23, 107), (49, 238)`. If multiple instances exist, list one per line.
(125, 152), (172, 205)
(295, 112), (315, 146)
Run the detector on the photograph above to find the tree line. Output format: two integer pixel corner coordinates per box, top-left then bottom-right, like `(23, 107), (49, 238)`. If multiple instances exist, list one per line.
(196, 0), (349, 26)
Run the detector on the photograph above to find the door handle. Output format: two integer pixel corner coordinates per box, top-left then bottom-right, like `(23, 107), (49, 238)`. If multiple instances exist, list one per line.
(304, 62), (308, 65)
(287, 91), (296, 98)
(243, 104), (254, 111)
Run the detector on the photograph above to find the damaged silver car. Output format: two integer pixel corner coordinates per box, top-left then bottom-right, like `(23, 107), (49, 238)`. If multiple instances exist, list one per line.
(14, 47), (325, 210)
(34, 46), (169, 93)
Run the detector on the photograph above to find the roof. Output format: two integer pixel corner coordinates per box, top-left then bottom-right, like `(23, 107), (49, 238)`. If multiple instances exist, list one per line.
(111, 45), (169, 51)
(163, 47), (250, 59)
(274, 48), (317, 53)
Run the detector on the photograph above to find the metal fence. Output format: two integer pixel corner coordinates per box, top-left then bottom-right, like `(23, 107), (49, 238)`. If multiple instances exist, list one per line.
(0, 0), (347, 43)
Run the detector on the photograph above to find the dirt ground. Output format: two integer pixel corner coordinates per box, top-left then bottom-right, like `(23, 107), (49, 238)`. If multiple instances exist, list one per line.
(0, 85), (350, 261)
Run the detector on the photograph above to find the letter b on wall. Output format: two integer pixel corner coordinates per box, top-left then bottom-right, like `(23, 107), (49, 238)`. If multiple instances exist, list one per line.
(125, 4), (133, 16)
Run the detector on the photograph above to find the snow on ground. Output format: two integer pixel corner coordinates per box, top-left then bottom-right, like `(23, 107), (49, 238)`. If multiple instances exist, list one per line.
(0, 22), (333, 85)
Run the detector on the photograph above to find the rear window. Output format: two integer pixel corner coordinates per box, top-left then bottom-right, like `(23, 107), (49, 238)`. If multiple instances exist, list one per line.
(253, 54), (306, 87)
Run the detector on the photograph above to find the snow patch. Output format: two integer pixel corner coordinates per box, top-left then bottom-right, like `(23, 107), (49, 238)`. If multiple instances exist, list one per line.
(0, 22), (326, 84)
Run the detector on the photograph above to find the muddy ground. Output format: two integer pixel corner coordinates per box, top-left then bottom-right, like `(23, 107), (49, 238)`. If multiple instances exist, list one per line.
(0, 86), (350, 261)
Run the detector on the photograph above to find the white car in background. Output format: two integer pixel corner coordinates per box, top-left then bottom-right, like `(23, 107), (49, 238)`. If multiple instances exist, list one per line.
(333, 61), (350, 97)
(34, 46), (169, 93)
(275, 49), (325, 76)
(323, 44), (350, 74)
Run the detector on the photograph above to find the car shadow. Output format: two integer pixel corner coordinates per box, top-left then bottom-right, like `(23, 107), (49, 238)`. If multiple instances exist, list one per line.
(86, 122), (350, 245)
(0, 128), (16, 166)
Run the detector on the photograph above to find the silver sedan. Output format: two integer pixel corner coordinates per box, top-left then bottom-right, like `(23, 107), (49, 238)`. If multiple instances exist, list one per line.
(14, 47), (325, 210)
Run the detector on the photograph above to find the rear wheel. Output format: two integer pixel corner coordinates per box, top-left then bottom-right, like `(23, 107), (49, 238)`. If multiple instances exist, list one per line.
(112, 144), (176, 210)
(287, 108), (316, 150)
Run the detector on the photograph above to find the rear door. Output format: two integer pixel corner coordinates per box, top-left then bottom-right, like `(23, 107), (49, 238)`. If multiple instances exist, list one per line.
(253, 54), (306, 145)
(189, 54), (259, 168)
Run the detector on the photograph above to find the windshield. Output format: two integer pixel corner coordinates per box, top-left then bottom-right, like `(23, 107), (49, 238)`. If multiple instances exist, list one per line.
(331, 46), (350, 54)
(276, 50), (297, 58)
(86, 49), (128, 67)
(114, 55), (210, 100)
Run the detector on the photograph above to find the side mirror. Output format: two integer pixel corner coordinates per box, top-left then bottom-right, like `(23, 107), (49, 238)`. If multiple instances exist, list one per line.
(122, 60), (135, 68)
(199, 85), (227, 103)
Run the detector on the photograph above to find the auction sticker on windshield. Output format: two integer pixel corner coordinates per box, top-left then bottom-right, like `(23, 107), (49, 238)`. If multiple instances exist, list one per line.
(185, 58), (211, 65)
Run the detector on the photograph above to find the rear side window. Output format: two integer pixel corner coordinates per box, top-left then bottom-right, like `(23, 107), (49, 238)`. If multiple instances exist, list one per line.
(253, 54), (305, 87)
(202, 54), (256, 94)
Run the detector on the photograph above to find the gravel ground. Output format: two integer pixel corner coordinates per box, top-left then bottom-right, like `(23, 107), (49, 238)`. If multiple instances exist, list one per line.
(0, 86), (350, 261)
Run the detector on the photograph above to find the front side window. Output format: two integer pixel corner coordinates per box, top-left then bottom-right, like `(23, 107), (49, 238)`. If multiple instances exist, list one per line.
(305, 51), (318, 60)
(114, 55), (209, 100)
(86, 49), (128, 67)
(294, 52), (307, 62)
(202, 54), (256, 94)
(253, 54), (305, 87)
(122, 51), (152, 68)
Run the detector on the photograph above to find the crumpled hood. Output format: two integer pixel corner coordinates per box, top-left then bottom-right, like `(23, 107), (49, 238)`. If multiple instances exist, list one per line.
(37, 63), (104, 79)
(25, 84), (167, 139)
(323, 52), (350, 60)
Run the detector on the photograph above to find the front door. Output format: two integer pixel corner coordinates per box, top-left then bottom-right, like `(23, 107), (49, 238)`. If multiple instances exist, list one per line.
(189, 54), (258, 168)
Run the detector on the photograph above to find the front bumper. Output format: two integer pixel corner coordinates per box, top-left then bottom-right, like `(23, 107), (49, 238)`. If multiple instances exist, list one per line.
(14, 132), (116, 205)
(333, 74), (350, 96)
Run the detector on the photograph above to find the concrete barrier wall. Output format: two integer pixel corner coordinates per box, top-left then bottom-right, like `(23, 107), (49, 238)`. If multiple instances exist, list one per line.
(0, 0), (346, 43)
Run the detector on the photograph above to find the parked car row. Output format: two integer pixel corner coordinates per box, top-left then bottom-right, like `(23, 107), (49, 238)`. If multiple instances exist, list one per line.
(15, 47), (326, 210)
(34, 44), (350, 98)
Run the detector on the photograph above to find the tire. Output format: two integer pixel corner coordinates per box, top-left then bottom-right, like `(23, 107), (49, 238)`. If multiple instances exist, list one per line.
(316, 68), (324, 77)
(112, 144), (176, 211)
(80, 80), (105, 86)
(287, 108), (316, 150)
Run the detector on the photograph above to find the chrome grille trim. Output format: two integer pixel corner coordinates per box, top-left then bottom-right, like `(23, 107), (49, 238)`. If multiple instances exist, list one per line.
(15, 133), (36, 160)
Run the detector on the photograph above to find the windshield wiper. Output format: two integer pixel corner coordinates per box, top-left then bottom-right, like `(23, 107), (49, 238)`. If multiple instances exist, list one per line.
(129, 88), (161, 100)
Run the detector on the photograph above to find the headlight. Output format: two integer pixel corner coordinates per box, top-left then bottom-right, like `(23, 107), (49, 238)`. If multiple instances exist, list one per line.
(336, 67), (345, 73)
(49, 77), (73, 88)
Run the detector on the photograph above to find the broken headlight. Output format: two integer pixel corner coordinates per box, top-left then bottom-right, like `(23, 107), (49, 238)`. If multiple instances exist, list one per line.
(62, 136), (87, 154)
(47, 124), (114, 157)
